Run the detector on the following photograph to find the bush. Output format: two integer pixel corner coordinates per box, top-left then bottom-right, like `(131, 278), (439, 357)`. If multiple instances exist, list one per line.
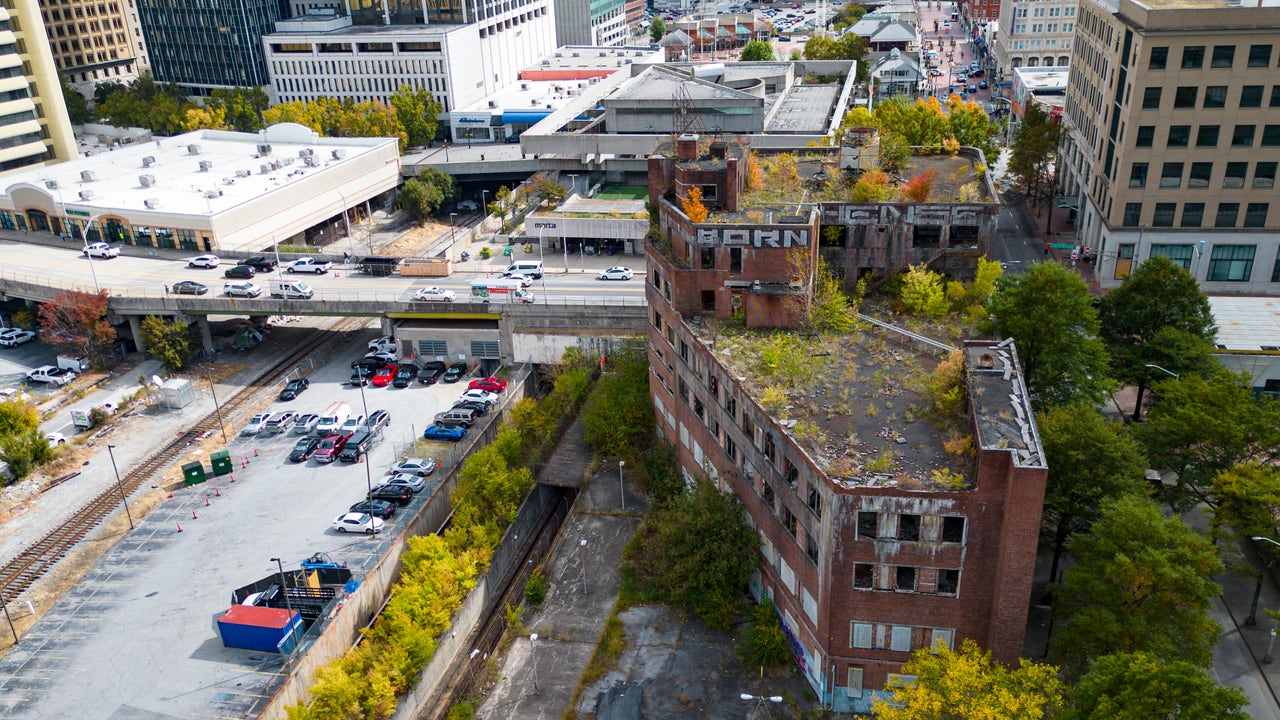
(582, 345), (653, 461)
(621, 476), (758, 631)
(738, 602), (792, 668)
(525, 567), (547, 606)
(0, 429), (55, 481)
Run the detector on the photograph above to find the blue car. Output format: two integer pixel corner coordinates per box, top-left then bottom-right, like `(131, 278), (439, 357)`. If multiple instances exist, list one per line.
(423, 423), (467, 442)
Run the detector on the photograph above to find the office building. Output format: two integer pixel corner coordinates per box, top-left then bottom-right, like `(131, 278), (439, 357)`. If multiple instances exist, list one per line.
(644, 134), (1045, 713)
(1060, 0), (1280, 293)
(554, 0), (628, 47)
(0, 1), (77, 175)
(264, 1), (557, 116)
(992, 0), (1076, 83)
(136, 0), (289, 93)
(38, 0), (147, 91)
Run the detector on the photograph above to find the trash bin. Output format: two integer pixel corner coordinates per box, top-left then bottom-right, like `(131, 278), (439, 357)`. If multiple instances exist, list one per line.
(183, 461), (207, 486)
(210, 450), (233, 476)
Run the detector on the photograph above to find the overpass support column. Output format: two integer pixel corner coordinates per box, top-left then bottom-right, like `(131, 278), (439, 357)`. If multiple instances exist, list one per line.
(127, 315), (146, 355)
(381, 317), (396, 338)
(195, 316), (215, 356)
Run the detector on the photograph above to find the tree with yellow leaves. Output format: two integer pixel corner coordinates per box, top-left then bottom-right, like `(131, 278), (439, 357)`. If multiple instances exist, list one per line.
(682, 186), (708, 223)
(873, 639), (1065, 720)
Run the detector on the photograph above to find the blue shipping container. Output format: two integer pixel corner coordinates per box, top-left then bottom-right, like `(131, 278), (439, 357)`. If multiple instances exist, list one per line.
(217, 605), (303, 654)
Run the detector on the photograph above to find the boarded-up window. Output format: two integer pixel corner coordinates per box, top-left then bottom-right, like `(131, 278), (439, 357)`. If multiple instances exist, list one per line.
(847, 667), (865, 697)
(890, 625), (912, 652)
(851, 622), (873, 649)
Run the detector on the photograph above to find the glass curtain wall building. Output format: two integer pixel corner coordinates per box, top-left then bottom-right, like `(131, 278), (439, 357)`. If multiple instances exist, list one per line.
(137, 0), (290, 92)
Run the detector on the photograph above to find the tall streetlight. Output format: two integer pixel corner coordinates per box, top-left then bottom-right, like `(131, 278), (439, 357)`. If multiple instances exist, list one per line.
(449, 212), (458, 252)
(1253, 536), (1280, 662)
(528, 633), (540, 693)
(1144, 364), (1179, 379)
(618, 460), (626, 512)
(81, 212), (112, 293)
(740, 693), (783, 716)
(356, 377), (376, 532)
(106, 445), (134, 529)
(206, 373), (228, 443)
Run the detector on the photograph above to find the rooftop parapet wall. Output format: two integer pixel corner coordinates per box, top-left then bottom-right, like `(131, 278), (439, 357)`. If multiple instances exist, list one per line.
(964, 339), (1046, 470)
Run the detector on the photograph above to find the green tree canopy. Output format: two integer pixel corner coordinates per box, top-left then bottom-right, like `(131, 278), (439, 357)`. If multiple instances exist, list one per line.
(1136, 369), (1280, 510)
(139, 316), (196, 371)
(0, 399), (39, 438)
(389, 83), (441, 147)
(987, 261), (1111, 408)
(59, 73), (92, 125)
(1037, 403), (1149, 585)
(621, 477), (758, 630)
(397, 178), (441, 221)
(649, 17), (667, 42)
(831, 2), (867, 29)
(802, 33), (869, 79)
(739, 39), (776, 61)
(1211, 463), (1280, 625)
(1050, 496), (1223, 678)
(1098, 255), (1218, 421)
(94, 73), (194, 134)
(204, 87), (269, 132)
(872, 639), (1064, 720)
(1063, 652), (1249, 720)
(581, 346), (654, 459)
(1007, 103), (1061, 210)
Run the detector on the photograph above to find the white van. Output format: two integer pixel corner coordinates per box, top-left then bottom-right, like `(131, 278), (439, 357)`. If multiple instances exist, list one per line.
(315, 401), (352, 435)
(504, 260), (543, 279)
(270, 279), (314, 300)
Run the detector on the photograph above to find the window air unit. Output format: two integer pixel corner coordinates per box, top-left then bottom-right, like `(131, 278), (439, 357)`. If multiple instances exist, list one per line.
(257, 144), (272, 155)
(187, 144), (201, 155)
(80, 170), (97, 182)
(79, 190), (94, 200)
(139, 174), (155, 187)
(144, 198), (160, 209)
(198, 160), (213, 171)
(142, 156), (155, 167)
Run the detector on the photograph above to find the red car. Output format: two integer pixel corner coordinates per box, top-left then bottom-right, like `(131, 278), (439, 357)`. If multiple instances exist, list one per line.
(370, 365), (397, 387)
(468, 377), (507, 394)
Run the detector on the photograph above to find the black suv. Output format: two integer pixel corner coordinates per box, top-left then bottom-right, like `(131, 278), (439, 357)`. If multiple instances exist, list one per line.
(223, 264), (255, 279)
(370, 484), (413, 506)
(338, 430), (374, 462)
(242, 256), (277, 272)
(392, 364), (418, 387)
(350, 498), (396, 519)
(442, 362), (468, 383)
(279, 377), (309, 400)
(418, 361), (447, 385)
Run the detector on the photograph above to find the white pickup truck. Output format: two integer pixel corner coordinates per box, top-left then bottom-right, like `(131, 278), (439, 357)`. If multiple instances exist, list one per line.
(284, 257), (332, 274)
(82, 242), (120, 259)
(27, 365), (76, 386)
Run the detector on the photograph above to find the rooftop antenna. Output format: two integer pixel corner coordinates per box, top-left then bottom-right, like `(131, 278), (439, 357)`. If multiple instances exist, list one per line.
(673, 80), (708, 139)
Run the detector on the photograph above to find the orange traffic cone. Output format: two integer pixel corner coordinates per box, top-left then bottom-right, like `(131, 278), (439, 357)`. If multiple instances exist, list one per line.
(205, 496), (210, 506)
(253, 448), (259, 457)
(214, 487), (221, 496)
(192, 509), (199, 519)
(176, 523), (183, 532)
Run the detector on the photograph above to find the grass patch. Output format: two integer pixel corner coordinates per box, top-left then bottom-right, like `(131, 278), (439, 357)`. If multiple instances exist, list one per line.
(562, 612), (628, 720)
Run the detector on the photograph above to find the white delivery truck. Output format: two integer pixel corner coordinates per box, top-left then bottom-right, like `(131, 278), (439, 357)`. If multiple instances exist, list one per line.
(315, 401), (352, 435)
(470, 279), (535, 304)
(57, 355), (89, 372)
(270, 279), (314, 299)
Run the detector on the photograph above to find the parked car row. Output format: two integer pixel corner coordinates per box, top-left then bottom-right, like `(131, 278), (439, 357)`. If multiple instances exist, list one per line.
(331, 455), (439, 534)
(421, 376), (508, 441)
(0, 328), (36, 347)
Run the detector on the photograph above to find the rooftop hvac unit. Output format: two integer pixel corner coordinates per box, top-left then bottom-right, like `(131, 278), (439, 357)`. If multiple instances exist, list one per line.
(203, 189), (220, 199)
(302, 155), (319, 167)
(572, 51), (580, 57)
(541, 60), (550, 66)
(299, 148), (314, 157)
(331, 149), (346, 160)
(488, 100), (497, 108)
(260, 164), (271, 174)
(144, 198), (160, 209)
(44, 179), (58, 189)
(235, 169), (251, 178)
(79, 190), (94, 200)
(80, 170), (97, 182)
(187, 144), (201, 155)
(198, 160), (213, 171)
(521, 82), (529, 90)
(256, 144), (272, 155)
(282, 157), (293, 166)
(142, 156), (155, 167)
(589, 77), (600, 84)
(599, 50), (606, 56)
(139, 174), (155, 187)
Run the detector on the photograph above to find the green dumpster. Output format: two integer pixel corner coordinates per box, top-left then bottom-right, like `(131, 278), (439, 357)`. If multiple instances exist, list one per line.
(182, 461), (207, 486)
(210, 450), (233, 476)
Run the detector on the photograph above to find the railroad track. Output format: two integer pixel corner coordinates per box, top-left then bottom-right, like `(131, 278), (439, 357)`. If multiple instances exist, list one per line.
(0, 317), (365, 600)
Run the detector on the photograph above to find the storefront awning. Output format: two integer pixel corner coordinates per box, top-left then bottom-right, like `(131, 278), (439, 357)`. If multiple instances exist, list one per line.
(501, 111), (553, 125)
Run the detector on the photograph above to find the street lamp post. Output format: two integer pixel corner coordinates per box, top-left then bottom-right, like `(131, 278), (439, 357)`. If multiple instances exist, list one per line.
(618, 460), (626, 512)
(82, 212), (110, 293)
(1253, 536), (1280, 662)
(106, 445), (134, 529)
(528, 633), (540, 693)
(356, 378), (376, 533)
(207, 373), (228, 443)
(740, 693), (783, 716)
(449, 212), (458, 251)
(579, 539), (588, 595)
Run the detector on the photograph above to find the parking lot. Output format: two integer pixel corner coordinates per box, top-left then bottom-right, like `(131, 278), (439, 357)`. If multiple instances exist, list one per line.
(0, 328), (514, 719)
